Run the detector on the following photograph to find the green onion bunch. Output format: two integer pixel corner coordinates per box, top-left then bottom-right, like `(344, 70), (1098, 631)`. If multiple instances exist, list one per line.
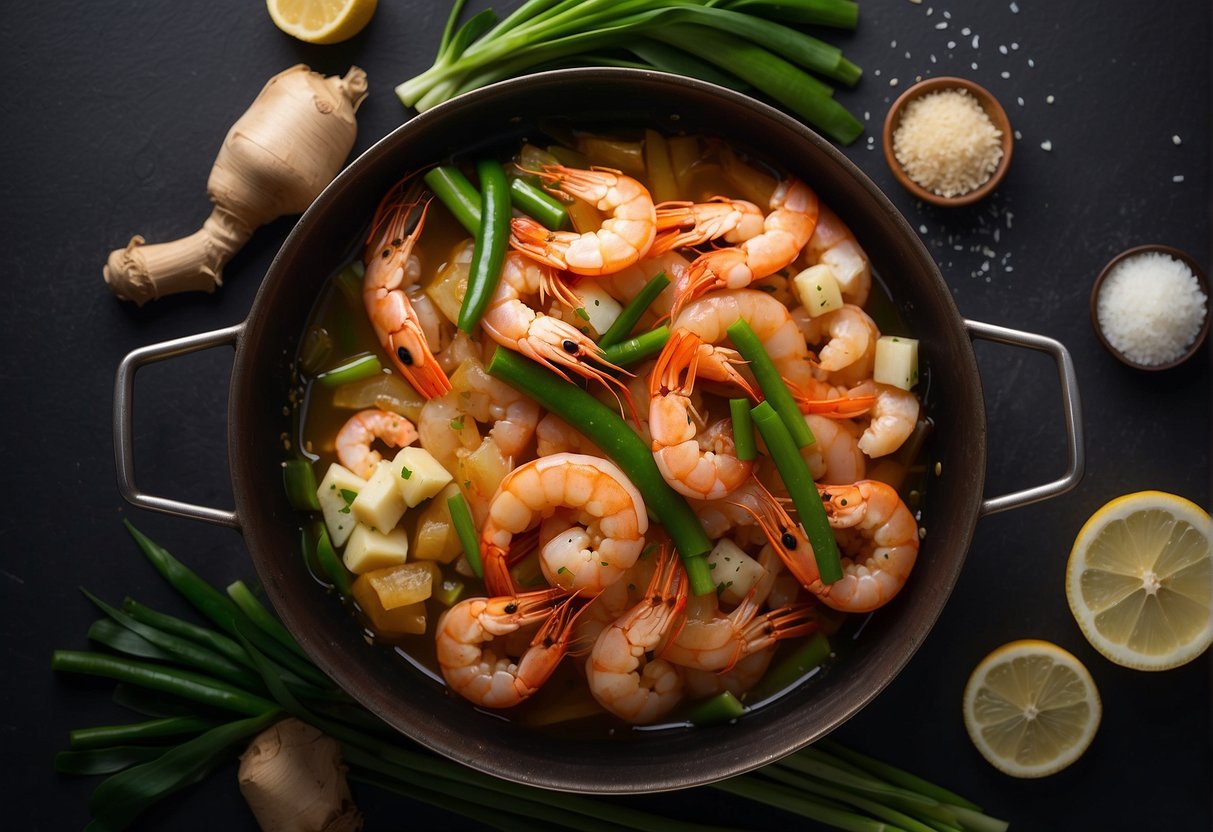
(396, 0), (866, 145)
(53, 524), (1007, 831)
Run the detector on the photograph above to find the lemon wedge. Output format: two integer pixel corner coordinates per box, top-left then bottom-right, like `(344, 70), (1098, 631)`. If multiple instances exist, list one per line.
(1066, 490), (1213, 670)
(266, 0), (377, 45)
(963, 639), (1101, 778)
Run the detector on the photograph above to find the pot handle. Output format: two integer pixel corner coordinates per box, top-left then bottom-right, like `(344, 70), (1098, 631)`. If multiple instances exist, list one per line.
(965, 319), (1085, 517)
(113, 324), (244, 529)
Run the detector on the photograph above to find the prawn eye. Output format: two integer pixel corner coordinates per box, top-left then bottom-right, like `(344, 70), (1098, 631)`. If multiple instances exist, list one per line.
(781, 532), (798, 549)
(503, 602), (518, 614)
(561, 339), (578, 355)
(397, 346), (414, 366)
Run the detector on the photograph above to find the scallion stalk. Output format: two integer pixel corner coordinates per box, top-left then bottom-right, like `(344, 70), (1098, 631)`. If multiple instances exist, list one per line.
(509, 177), (569, 229)
(598, 325), (671, 368)
(315, 353), (383, 388)
(727, 318), (815, 447)
(447, 491), (484, 578)
(598, 270), (670, 348)
(730, 397), (757, 461)
(423, 165), (482, 234)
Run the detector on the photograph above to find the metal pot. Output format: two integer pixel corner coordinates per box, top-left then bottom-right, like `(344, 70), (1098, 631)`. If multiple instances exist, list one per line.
(114, 69), (1083, 792)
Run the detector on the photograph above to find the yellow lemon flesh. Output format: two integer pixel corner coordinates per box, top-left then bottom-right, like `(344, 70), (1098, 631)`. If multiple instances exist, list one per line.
(1066, 490), (1213, 671)
(266, 0), (377, 45)
(963, 639), (1100, 778)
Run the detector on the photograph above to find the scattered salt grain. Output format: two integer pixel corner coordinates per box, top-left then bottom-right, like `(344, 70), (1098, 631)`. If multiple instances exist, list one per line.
(1040, 140), (1053, 151)
(947, 40), (956, 49)
(971, 34), (980, 48)
(1001, 71), (1011, 79)
(936, 21), (948, 29)
(1046, 94), (1055, 104)
(1173, 175), (1185, 183)
(1172, 135), (1182, 146)
(1096, 251), (1207, 366)
(1010, 1), (1019, 12)
(999, 45), (1008, 55)
(892, 88), (1004, 198)
(1016, 96), (1024, 106)
(890, 78), (900, 86)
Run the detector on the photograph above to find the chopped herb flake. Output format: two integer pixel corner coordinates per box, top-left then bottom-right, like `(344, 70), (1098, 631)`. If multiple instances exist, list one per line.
(400, 465), (412, 480)
(449, 416), (465, 431)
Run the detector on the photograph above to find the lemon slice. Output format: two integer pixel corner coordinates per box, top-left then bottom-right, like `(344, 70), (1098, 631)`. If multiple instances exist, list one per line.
(266, 0), (377, 45)
(1066, 490), (1213, 670)
(962, 640), (1100, 778)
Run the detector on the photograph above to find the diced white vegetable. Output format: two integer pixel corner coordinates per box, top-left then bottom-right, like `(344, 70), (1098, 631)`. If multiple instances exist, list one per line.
(391, 446), (454, 508)
(571, 281), (624, 338)
(411, 483), (464, 563)
(873, 335), (920, 391)
(316, 463), (367, 547)
(706, 538), (767, 606)
(352, 460), (407, 533)
(342, 523), (410, 574)
(793, 264), (844, 318)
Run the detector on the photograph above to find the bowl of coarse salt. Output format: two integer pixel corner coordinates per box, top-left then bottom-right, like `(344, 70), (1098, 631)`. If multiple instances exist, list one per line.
(883, 76), (1013, 207)
(1091, 244), (1210, 370)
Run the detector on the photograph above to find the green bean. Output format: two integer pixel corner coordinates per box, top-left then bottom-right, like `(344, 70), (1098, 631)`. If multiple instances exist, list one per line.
(510, 177), (569, 230)
(305, 521), (353, 597)
(688, 691), (745, 725)
(750, 401), (842, 584)
(763, 767), (939, 832)
(226, 581), (308, 660)
(424, 165), (482, 234)
(448, 492), (484, 579)
(282, 458), (321, 511)
(315, 352), (383, 387)
(457, 159), (511, 332)
(69, 716), (217, 751)
(598, 271), (669, 348)
(752, 631), (829, 697)
(88, 619), (175, 662)
(727, 319), (814, 447)
(54, 745), (172, 776)
(599, 325), (670, 368)
(487, 349), (714, 593)
(122, 597), (251, 671)
(814, 739), (984, 812)
(712, 776), (895, 832)
(729, 397), (756, 461)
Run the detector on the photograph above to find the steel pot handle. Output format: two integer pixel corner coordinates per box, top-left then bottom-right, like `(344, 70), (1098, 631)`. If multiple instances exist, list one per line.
(113, 324), (244, 529)
(965, 319), (1085, 517)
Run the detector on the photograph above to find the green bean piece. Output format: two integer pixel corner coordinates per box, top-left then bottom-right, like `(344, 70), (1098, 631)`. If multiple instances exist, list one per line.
(457, 159), (511, 332)
(487, 350), (714, 593)
(297, 326), (334, 375)
(730, 397), (757, 461)
(752, 631), (830, 697)
(54, 745), (172, 776)
(598, 271), (669, 348)
(315, 352), (383, 387)
(88, 619), (175, 662)
(424, 165), (482, 234)
(227, 581), (308, 660)
(750, 402), (842, 584)
(814, 739), (985, 813)
(599, 325), (671, 368)
(448, 492), (484, 579)
(69, 716), (217, 751)
(307, 521), (353, 597)
(762, 767), (941, 832)
(282, 458), (321, 511)
(86, 711), (281, 831)
(727, 318), (814, 448)
(688, 691), (745, 725)
(712, 776), (891, 832)
(509, 177), (568, 230)
(121, 598), (252, 671)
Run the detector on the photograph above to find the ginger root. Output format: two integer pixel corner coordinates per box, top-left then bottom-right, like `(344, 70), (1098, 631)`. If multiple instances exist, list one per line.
(104, 64), (368, 305)
(238, 718), (362, 832)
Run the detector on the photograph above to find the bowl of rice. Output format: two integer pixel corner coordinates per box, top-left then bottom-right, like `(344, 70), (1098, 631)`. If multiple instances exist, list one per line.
(882, 76), (1012, 207)
(1090, 244), (1209, 370)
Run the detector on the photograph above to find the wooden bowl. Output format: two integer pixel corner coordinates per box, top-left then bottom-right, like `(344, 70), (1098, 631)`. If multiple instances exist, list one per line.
(1089, 244), (1210, 370)
(882, 76), (1013, 207)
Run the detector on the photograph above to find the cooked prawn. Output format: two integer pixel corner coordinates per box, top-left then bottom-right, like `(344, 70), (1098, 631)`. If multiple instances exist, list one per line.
(650, 197), (765, 255)
(797, 303), (880, 379)
(481, 453), (648, 598)
(511, 166), (655, 275)
(649, 329), (756, 500)
(596, 250), (691, 321)
(801, 203), (871, 308)
(435, 587), (578, 708)
(683, 645), (776, 700)
(801, 414), (866, 485)
(334, 408), (418, 479)
(586, 547), (687, 724)
(673, 177), (819, 314)
(850, 380), (920, 458)
(362, 178), (452, 398)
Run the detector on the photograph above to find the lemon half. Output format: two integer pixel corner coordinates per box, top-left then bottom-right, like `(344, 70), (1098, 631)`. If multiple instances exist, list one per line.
(963, 639), (1101, 778)
(266, 0), (377, 45)
(1066, 491), (1213, 671)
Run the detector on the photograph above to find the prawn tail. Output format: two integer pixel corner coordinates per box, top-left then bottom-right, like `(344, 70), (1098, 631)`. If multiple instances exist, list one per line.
(483, 542), (520, 597)
(510, 216), (568, 271)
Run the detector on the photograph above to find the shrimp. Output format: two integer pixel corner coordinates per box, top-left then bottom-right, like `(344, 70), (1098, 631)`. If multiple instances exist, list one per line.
(334, 408), (418, 479)
(673, 178), (819, 314)
(790, 373), (875, 419)
(801, 414), (866, 485)
(801, 203), (871, 308)
(650, 197), (765, 255)
(596, 250), (691, 321)
(510, 166), (656, 275)
(435, 587), (578, 708)
(586, 547), (687, 724)
(673, 288), (816, 392)
(416, 393), (482, 476)
(683, 647), (776, 700)
(481, 252), (634, 411)
(849, 380), (920, 458)
(649, 329), (756, 500)
(535, 413), (601, 457)
(481, 453), (648, 598)
(362, 178), (452, 398)
(797, 304), (880, 379)
(451, 357), (540, 462)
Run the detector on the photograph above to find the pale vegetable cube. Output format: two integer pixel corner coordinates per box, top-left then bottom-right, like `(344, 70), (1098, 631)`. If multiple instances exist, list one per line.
(316, 463), (367, 547)
(351, 577), (427, 635)
(706, 538), (767, 606)
(572, 280), (624, 338)
(793, 264), (844, 318)
(412, 483), (464, 563)
(391, 446), (454, 508)
(873, 335), (920, 391)
(457, 437), (510, 509)
(359, 562), (434, 609)
(351, 460), (407, 533)
(425, 239), (473, 325)
(342, 523), (410, 574)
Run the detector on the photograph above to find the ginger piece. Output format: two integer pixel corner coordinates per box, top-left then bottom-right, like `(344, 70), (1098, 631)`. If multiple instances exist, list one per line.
(104, 64), (368, 305)
(238, 718), (362, 832)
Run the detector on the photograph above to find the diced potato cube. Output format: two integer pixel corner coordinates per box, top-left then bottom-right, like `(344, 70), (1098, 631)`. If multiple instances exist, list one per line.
(316, 463), (367, 547)
(707, 538), (766, 606)
(412, 483), (464, 563)
(352, 576), (427, 636)
(572, 281), (624, 338)
(358, 562), (435, 610)
(457, 437), (510, 512)
(793, 264), (844, 318)
(425, 239), (473, 325)
(351, 460), (407, 533)
(391, 447), (454, 508)
(873, 335), (920, 391)
(342, 523), (410, 574)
